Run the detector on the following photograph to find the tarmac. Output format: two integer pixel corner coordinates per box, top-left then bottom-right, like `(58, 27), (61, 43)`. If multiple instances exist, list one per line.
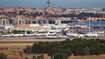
(0, 29), (105, 43)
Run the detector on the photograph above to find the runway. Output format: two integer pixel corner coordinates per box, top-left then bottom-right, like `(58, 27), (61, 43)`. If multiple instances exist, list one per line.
(0, 36), (36, 40)
(0, 35), (105, 39)
(0, 41), (52, 43)
(0, 35), (105, 43)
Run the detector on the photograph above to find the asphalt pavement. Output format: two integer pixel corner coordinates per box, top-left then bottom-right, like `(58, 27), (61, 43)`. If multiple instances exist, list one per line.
(0, 28), (105, 43)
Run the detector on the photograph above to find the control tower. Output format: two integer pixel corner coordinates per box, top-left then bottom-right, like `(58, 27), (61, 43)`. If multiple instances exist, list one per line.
(46, 0), (50, 8)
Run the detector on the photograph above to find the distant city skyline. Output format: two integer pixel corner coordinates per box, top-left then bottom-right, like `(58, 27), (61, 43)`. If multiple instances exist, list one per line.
(0, 0), (105, 8)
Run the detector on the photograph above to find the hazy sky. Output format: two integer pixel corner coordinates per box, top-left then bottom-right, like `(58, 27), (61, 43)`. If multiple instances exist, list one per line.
(0, 0), (105, 8)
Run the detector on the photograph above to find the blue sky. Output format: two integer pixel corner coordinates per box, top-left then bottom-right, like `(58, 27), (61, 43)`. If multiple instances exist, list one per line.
(0, 0), (105, 8)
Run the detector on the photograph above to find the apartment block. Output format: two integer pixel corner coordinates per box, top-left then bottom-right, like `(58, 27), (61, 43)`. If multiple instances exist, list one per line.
(12, 17), (26, 24)
(0, 18), (9, 25)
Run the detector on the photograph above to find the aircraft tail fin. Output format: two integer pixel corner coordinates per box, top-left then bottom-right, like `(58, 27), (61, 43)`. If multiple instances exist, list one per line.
(38, 21), (44, 27)
(62, 29), (67, 36)
(77, 30), (85, 34)
(38, 21), (42, 25)
(23, 31), (27, 36)
(76, 30), (80, 34)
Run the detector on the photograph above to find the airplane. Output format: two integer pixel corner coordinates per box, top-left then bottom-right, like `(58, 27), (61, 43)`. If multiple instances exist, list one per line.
(53, 24), (67, 29)
(13, 33), (24, 37)
(32, 28), (39, 32)
(35, 30), (57, 37)
(66, 29), (85, 38)
(1, 33), (14, 37)
(12, 32), (26, 37)
(32, 28), (47, 32)
(36, 29), (68, 39)
(41, 24), (55, 28)
(77, 34), (85, 38)
(37, 29), (47, 32)
(45, 29), (68, 39)
(76, 30), (85, 34)
(67, 33), (78, 37)
(30, 21), (42, 28)
(47, 30), (56, 35)
(76, 30), (100, 37)
(24, 31), (36, 36)
(49, 29), (62, 32)
(98, 31), (104, 34)
(46, 34), (60, 39)
(35, 32), (48, 36)
(84, 18), (100, 37)
(58, 34), (68, 38)
(76, 29), (100, 37)
(85, 32), (100, 37)
(1, 32), (26, 37)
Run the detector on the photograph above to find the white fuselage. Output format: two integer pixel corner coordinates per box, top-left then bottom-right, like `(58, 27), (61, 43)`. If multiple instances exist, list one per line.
(37, 29), (47, 32)
(46, 34), (59, 39)
(49, 29), (62, 32)
(85, 33), (99, 37)
(1, 34), (13, 37)
(47, 31), (56, 35)
(53, 25), (67, 29)
(13, 34), (23, 37)
(67, 33), (85, 38)
(67, 33), (78, 37)
(58, 34), (68, 38)
(36, 33), (47, 36)
(98, 31), (104, 34)
(25, 33), (36, 36)
(77, 34), (85, 38)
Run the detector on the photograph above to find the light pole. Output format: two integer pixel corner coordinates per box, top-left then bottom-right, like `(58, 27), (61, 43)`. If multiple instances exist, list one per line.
(89, 17), (90, 34)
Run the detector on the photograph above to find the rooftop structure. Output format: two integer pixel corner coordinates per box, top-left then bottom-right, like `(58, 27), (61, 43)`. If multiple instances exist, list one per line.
(46, 0), (50, 8)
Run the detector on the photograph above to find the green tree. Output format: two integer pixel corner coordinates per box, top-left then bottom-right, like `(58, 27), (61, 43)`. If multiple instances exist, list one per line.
(97, 46), (101, 55)
(19, 51), (22, 57)
(90, 47), (97, 55)
(65, 55), (68, 59)
(0, 53), (7, 59)
(101, 45), (105, 54)
(75, 47), (85, 56)
(25, 57), (28, 59)
(27, 31), (30, 34)
(54, 53), (65, 59)
(38, 42), (44, 45)
(102, 19), (105, 21)
(26, 45), (32, 54)
(33, 55), (36, 59)
(37, 56), (41, 59)
(65, 38), (70, 41)
(85, 46), (90, 56)
(41, 45), (47, 53)
(0, 31), (3, 33)
(8, 31), (10, 33)
(45, 41), (49, 45)
(20, 53), (22, 57)
(40, 54), (44, 59)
